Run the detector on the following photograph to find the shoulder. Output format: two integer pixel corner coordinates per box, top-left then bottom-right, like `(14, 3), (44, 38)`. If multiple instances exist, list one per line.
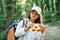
(19, 18), (27, 23)
(23, 18), (29, 21)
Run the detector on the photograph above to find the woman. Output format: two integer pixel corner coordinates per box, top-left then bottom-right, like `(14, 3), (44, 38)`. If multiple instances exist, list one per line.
(15, 6), (45, 40)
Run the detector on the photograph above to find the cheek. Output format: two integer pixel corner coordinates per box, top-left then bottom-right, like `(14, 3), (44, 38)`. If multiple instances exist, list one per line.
(30, 13), (32, 18)
(35, 16), (39, 19)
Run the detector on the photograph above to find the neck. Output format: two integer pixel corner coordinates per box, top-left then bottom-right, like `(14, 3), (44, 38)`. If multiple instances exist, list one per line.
(30, 19), (35, 23)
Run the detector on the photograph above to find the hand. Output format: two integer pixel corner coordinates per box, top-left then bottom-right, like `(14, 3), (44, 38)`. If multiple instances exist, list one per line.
(38, 24), (45, 27)
(38, 24), (45, 33)
(28, 23), (34, 28)
(24, 23), (34, 31)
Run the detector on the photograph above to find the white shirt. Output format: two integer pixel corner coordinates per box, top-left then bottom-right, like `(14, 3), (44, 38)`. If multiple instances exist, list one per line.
(15, 18), (45, 40)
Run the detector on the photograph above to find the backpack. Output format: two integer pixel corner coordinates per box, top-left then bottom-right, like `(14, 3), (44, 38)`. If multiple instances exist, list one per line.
(7, 18), (28, 40)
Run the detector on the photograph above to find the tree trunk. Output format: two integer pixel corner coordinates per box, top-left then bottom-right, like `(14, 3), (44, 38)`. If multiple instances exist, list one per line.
(5, 0), (13, 29)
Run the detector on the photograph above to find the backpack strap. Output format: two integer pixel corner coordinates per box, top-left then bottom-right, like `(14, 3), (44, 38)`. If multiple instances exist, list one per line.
(22, 18), (25, 28)
(22, 18), (28, 28)
(25, 18), (28, 27)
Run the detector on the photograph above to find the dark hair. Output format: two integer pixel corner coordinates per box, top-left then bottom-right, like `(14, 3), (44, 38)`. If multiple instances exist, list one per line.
(28, 10), (40, 23)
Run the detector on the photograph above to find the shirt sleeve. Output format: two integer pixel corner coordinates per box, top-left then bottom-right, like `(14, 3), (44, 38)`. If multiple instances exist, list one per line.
(15, 20), (27, 37)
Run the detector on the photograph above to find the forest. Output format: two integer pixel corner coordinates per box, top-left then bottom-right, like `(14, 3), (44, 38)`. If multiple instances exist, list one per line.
(0, 0), (60, 40)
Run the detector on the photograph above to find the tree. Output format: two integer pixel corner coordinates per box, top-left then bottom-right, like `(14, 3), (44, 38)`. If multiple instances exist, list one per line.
(5, 0), (13, 29)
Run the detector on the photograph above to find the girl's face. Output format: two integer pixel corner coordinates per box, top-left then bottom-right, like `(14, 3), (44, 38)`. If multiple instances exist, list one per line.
(30, 10), (40, 20)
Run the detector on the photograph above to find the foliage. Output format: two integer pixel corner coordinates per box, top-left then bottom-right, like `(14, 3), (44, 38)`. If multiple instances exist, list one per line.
(0, 0), (60, 40)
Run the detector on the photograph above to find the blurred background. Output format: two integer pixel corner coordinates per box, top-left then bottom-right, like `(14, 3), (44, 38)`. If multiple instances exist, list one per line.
(0, 0), (60, 40)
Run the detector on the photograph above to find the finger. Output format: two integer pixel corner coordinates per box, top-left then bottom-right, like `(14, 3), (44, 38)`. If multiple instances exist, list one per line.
(38, 24), (41, 27)
(41, 24), (45, 27)
(30, 23), (34, 25)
